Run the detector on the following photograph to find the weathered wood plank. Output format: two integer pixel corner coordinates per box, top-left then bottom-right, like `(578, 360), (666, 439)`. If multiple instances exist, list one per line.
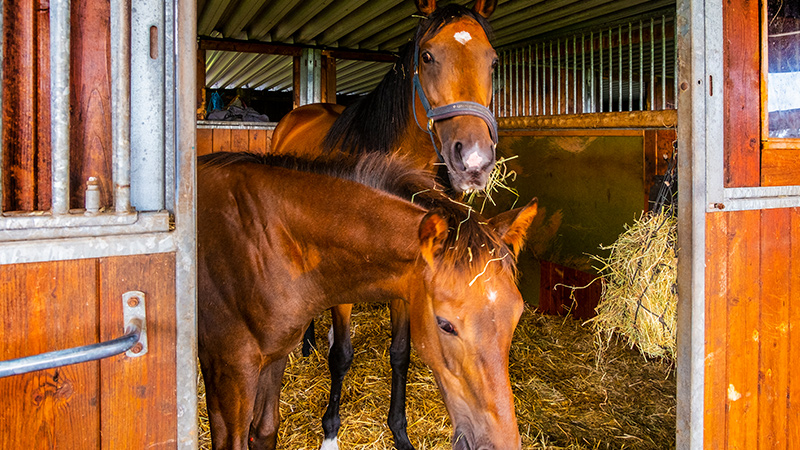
(212, 128), (232, 153)
(0, 259), (100, 448)
(69, 0), (113, 209)
(2, 0), (38, 211)
(725, 210), (760, 449)
(249, 128), (268, 154)
(761, 149), (800, 186)
(197, 128), (213, 156)
(789, 208), (800, 449)
(231, 129), (250, 152)
(758, 208), (790, 450)
(723, 0), (760, 187)
(99, 253), (177, 449)
(705, 212), (729, 450)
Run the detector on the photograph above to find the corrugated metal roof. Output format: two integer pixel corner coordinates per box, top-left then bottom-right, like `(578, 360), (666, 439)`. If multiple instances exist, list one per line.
(200, 0), (675, 94)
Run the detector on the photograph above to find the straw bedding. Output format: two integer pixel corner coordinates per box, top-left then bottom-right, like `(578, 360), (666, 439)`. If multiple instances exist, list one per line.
(198, 301), (675, 449)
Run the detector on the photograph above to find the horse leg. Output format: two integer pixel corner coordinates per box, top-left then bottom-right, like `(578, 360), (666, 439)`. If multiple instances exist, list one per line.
(388, 298), (414, 450)
(200, 353), (261, 450)
(321, 303), (354, 450)
(248, 356), (289, 450)
(301, 320), (316, 357)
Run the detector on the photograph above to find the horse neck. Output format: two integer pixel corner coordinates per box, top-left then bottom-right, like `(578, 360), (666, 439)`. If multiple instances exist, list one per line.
(279, 183), (426, 309)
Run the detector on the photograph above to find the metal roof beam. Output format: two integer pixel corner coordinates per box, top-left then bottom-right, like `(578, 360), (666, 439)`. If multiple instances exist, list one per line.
(270, 0), (337, 42)
(317, 0), (405, 45)
(221, 0), (269, 38)
(247, 0), (304, 41)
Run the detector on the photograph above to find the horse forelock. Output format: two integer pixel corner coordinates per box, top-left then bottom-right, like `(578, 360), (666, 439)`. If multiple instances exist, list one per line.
(322, 4), (493, 157)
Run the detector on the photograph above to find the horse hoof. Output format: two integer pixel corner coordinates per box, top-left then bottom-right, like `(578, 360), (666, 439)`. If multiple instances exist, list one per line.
(320, 437), (339, 450)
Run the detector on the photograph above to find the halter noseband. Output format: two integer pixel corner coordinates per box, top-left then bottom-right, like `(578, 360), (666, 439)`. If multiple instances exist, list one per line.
(411, 43), (499, 164)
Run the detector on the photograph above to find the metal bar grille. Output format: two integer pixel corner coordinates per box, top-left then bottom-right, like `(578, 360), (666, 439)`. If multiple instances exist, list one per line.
(494, 13), (677, 118)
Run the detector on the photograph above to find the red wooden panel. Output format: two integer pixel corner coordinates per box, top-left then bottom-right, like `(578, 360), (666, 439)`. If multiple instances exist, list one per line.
(705, 212), (729, 450)
(538, 260), (600, 319)
(231, 129), (249, 153)
(2, 0), (38, 212)
(197, 128), (213, 156)
(249, 128), (268, 154)
(69, 0), (113, 210)
(0, 259), (100, 448)
(723, 0), (761, 187)
(758, 209), (790, 449)
(726, 210), (760, 449)
(100, 253), (177, 449)
(212, 128), (231, 153)
(789, 208), (800, 449)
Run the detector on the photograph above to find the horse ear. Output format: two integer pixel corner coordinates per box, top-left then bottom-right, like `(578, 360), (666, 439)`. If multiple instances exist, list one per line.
(415, 0), (437, 15)
(486, 198), (538, 257)
(472, 0), (497, 18)
(418, 211), (449, 267)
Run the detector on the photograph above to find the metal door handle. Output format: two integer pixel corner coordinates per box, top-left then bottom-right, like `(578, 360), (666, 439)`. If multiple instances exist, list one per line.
(0, 291), (148, 378)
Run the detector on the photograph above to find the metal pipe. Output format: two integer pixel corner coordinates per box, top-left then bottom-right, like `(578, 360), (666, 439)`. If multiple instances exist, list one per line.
(599, 31), (603, 112)
(549, 41), (553, 115)
(0, 322), (142, 378)
(651, 17), (655, 110)
(557, 39), (561, 114)
(50, 0), (71, 215)
(608, 28), (612, 112)
(629, 23), (633, 111)
(618, 25), (623, 112)
(573, 36), (577, 114)
(662, 15), (667, 109)
(111, 0), (132, 214)
(590, 32), (594, 113)
(535, 43), (539, 115)
(581, 34), (585, 114)
(528, 44), (532, 116)
(640, 20), (644, 110)
(515, 47), (519, 116)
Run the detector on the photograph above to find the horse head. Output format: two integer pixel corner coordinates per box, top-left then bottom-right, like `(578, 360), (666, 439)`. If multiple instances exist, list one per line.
(413, 0), (499, 194)
(409, 197), (539, 450)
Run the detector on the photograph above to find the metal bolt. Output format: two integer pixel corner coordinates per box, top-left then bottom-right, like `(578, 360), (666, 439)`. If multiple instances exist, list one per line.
(714, 203), (725, 210)
(680, 81), (688, 91)
(127, 296), (140, 307)
(131, 343), (144, 354)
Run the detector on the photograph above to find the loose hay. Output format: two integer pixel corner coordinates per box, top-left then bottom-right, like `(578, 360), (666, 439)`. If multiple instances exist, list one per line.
(588, 210), (678, 361)
(199, 303), (675, 449)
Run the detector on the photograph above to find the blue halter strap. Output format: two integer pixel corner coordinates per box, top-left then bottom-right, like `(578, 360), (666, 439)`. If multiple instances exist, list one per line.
(411, 43), (499, 164)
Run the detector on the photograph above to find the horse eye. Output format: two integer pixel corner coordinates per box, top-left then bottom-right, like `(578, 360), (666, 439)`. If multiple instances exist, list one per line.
(491, 57), (499, 70)
(436, 316), (458, 336)
(421, 51), (434, 64)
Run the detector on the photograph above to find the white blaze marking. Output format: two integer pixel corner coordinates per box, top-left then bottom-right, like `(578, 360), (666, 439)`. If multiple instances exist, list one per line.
(454, 31), (472, 45)
(487, 290), (497, 303)
(464, 149), (486, 169)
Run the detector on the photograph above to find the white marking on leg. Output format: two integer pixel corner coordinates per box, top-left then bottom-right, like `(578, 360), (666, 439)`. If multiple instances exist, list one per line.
(327, 325), (334, 350)
(454, 31), (472, 45)
(320, 437), (339, 450)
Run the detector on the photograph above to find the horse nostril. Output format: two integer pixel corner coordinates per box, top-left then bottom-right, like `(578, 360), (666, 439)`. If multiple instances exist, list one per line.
(453, 141), (466, 171)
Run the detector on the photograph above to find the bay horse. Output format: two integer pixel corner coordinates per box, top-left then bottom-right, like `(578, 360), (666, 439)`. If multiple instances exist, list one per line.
(270, 2), (501, 447)
(197, 151), (537, 450)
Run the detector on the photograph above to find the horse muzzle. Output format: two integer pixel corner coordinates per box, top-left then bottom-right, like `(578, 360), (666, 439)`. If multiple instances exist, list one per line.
(452, 423), (522, 450)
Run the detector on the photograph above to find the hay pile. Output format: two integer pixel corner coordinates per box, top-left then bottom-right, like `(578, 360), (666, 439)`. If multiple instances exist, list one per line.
(589, 210), (678, 361)
(199, 303), (675, 449)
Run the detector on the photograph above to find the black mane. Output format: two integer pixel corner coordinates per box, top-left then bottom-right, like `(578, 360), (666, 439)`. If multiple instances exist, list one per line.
(322, 4), (493, 156)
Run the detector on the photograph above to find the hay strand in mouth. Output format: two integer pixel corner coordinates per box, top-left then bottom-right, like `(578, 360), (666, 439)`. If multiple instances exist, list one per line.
(198, 303), (675, 449)
(465, 155), (520, 212)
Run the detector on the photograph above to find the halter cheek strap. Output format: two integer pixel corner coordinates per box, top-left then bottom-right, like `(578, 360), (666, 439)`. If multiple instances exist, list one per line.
(411, 44), (499, 164)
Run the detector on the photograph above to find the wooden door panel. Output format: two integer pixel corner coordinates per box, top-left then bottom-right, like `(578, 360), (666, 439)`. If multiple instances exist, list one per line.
(100, 253), (177, 449)
(0, 259), (100, 448)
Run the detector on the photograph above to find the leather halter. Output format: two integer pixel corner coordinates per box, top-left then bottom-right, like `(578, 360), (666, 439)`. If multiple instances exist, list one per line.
(411, 42), (499, 164)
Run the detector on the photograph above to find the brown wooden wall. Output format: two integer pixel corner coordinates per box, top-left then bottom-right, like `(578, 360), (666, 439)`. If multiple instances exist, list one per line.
(196, 126), (274, 156)
(0, 253), (177, 448)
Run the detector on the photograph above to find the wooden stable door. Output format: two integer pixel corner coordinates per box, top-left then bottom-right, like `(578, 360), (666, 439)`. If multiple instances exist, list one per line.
(0, 0), (195, 448)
